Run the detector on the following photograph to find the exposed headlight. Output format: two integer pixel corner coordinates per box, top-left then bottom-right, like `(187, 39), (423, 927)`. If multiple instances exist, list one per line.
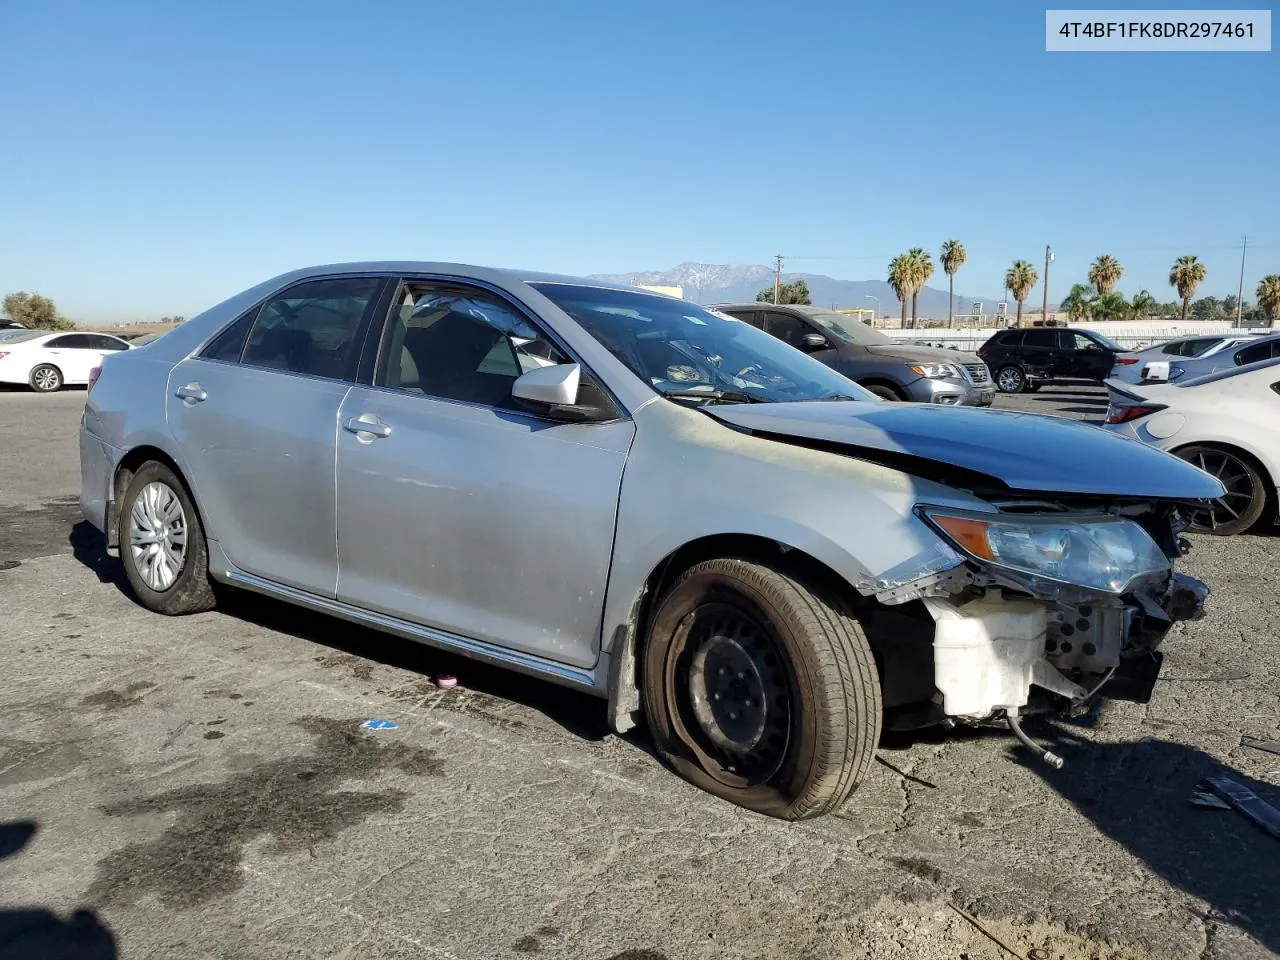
(909, 362), (962, 379)
(923, 510), (1170, 594)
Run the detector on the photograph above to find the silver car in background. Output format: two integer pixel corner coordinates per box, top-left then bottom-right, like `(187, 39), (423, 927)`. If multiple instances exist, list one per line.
(714, 303), (994, 405)
(1131, 332), (1280, 385)
(82, 262), (1219, 820)
(1109, 333), (1262, 384)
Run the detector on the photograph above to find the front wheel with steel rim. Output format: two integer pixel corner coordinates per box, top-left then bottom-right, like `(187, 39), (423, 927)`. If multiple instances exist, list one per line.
(642, 558), (881, 820)
(995, 365), (1025, 393)
(1175, 444), (1268, 536)
(29, 364), (63, 392)
(119, 461), (217, 615)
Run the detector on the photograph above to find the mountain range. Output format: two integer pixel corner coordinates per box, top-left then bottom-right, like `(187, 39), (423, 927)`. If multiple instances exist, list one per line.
(588, 263), (1000, 318)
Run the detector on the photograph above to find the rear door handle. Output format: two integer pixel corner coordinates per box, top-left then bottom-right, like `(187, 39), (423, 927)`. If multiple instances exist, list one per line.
(175, 383), (207, 403)
(344, 415), (391, 439)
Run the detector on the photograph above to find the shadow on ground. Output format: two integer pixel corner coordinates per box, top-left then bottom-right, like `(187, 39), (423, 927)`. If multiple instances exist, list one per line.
(0, 822), (117, 959)
(69, 524), (613, 745)
(1022, 730), (1280, 953)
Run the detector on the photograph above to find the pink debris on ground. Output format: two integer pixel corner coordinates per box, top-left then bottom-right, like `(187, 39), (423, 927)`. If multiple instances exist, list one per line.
(436, 675), (459, 689)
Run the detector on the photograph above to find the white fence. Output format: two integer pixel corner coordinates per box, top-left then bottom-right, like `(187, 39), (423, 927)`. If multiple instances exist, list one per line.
(888, 321), (1260, 353)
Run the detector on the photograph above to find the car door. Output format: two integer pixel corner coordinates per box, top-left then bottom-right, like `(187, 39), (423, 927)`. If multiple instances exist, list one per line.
(1019, 329), (1057, 378)
(1060, 331), (1111, 379)
(166, 275), (388, 595)
(42, 333), (99, 382)
(762, 310), (839, 366)
(333, 279), (634, 669)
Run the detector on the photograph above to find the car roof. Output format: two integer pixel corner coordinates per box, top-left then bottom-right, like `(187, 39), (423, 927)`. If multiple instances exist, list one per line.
(262, 261), (640, 294)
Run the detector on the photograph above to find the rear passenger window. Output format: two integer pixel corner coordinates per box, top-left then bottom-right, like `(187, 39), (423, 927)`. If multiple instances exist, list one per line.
(1234, 341), (1276, 366)
(1023, 330), (1055, 347)
(377, 281), (569, 410)
(241, 278), (381, 379)
(998, 331), (1024, 346)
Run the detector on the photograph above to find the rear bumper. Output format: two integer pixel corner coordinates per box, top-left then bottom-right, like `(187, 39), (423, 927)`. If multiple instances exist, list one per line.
(79, 423), (120, 539)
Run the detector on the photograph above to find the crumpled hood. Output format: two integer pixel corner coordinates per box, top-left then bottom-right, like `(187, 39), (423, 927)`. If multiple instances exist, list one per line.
(865, 344), (982, 365)
(706, 401), (1225, 499)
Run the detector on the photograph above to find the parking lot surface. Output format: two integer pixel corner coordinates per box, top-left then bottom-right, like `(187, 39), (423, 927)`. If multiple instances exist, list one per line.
(2, 385), (1278, 960)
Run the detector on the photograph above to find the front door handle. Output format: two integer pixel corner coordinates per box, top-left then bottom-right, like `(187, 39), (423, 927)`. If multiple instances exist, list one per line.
(344, 415), (392, 439)
(175, 383), (207, 403)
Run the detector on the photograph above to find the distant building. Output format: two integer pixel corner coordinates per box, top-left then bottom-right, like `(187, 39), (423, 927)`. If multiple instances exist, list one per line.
(636, 284), (684, 299)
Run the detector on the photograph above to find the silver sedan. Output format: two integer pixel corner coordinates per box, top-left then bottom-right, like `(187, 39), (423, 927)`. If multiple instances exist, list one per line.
(81, 263), (1220, 819)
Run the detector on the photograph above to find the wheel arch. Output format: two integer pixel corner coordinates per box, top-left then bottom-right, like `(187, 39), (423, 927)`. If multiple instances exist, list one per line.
(604, 532), (875, 734)
(28, 361), (64, 388)
(855, 377), (909, 400)
(109, 445), (207, 548)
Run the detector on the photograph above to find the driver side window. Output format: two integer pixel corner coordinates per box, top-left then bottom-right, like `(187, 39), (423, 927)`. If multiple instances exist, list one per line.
(763, 312), (812, 347)
(377, 281), (569, 410)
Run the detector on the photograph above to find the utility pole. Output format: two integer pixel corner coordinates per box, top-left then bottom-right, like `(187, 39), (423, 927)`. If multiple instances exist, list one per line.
(1042, 244), (1053, 326)
(773, 254), (783, 305)
(1237, 235), (1247, 326)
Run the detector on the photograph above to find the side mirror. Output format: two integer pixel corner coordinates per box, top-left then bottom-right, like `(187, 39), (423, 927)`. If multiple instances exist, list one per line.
(800, 333), (828, 352)
(512, 363), (580, 407)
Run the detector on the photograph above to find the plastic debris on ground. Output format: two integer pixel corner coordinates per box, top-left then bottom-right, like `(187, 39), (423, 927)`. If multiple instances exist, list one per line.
(361, 719), (397, 731)
(1191, 776), (1280, 839)
(436, 675), (458, 689)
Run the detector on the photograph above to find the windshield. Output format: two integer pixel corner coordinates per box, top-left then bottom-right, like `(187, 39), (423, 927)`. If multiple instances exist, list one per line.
(1091, 332), (1124, 351)
(794, 308), (892, 346)
(530, 284), (872, 403)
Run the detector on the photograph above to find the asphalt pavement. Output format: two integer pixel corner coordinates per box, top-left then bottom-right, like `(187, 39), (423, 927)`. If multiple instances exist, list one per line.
(1, 384), (1278, 960)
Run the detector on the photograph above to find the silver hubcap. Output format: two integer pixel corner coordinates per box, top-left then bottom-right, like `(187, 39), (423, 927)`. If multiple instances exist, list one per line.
(129, 482), (188, 591)
(34, 368), (58, 390)
(998, 368), (1022, 391)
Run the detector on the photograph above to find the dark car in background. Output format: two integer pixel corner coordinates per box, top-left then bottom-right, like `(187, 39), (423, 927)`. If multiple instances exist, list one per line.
(978, 327), (1125, 393)
(713, 304), (994, 405)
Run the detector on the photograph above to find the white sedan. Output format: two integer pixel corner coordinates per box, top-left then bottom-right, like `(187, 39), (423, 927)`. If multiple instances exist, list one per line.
(0, 331), (132, 392)
(1103, 357), (1280, 535)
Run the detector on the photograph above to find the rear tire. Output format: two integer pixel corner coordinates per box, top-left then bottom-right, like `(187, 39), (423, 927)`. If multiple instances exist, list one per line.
(642, 558), (881, 821)
(29, 364), (63, 392)
(1174, 445), (1268, 536)
(118, 461), (218, 615)
(995, 365), (1025, 393)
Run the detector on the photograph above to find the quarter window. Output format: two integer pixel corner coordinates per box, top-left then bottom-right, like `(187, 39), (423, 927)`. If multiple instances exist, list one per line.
(241, 277), (381, 379)
(377, 281), (569, 410)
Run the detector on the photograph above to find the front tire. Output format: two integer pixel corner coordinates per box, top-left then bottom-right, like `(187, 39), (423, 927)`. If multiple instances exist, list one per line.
(864, 384), (902, 401)
(995, 365), (1026, 393)
(119, 461), (217, 615)
(1175, 445), (1268, 536)
(642, 558), (881, 821)
(29, 364), (63, 392)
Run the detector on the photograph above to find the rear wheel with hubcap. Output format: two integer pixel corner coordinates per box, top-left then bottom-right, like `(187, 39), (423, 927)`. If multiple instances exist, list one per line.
(642, 558), (881, 820)
(1175, 445), (1268, 536)
(119, 461), (218, 614)
(29, 364), (63, 392)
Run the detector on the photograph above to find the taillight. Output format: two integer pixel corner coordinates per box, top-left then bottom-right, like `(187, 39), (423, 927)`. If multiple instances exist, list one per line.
(976, 344), (990, 358)
(88, 366), (102, 393)
(1104, 403), (1166, 424)
(1115, 358), (1139, 365)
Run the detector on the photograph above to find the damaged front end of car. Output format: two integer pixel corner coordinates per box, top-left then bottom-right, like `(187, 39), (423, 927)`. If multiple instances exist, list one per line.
(867, 498), (1212, 763)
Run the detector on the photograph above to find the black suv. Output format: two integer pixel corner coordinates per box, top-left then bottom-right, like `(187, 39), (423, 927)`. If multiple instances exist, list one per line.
(978, 327), (1125, 393)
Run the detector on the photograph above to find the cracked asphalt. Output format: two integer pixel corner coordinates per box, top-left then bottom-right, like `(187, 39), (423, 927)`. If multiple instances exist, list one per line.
(1, 385), (1278, 960)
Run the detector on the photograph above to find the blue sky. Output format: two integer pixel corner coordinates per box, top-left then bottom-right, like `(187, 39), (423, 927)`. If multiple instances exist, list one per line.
(1, 0), (1276, 322)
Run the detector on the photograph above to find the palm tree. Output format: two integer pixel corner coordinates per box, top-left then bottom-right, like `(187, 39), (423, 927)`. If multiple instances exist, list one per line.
(1258, 274), (1280, 328)
(888, 255), (910, 327)
(1005, 260), (1038, 326)
(1169, 255), (1207, 321)
(1130, 289), (1156, 320)
(1091, 291), (1129, 322)
(1088, 255), (1124, 295)
(939, 240), (966, 328)
(907, 247), (933, 327)
(1060, 283), (1096, 323)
